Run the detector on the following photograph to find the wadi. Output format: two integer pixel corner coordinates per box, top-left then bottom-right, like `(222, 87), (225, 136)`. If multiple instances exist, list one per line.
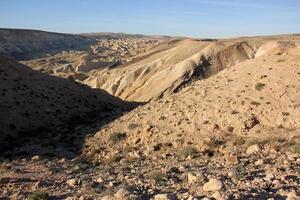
(0, 27), (299, 200)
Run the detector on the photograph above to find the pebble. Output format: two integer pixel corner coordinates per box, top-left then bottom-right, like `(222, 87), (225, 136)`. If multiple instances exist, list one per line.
(115, 188), (130, 198)
(154, 193), (177, 200)
(246, 144), (262, 154)
(211, 191), (225, 200)
(187, 173), (198, 184)
(254, 159), (264, 165)
(31, 155), (41, 161)
(286, 191), (299, 200)
(101, 195), (114, 200)
(66, 178), (80, 187)
(203, 178), (223, 192)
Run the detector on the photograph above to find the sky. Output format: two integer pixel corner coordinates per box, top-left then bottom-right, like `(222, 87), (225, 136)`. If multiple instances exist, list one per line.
(0, 0), (299, 38)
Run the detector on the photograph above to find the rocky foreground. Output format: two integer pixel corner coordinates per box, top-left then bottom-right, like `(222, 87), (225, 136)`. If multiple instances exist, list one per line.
(0, 136), (299, 199)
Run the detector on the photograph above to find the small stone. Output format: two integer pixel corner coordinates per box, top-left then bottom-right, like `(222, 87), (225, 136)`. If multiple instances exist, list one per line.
(101, 195), (114, 200)
(203, 178), (223, 192)
(286, 191), (299, 200)
(96, 177), (104, 183)
(246, 144), (262, 155)
(154, 193), (177, 200)
(107, 181), (114, 188)
(255, 159), (264, 166)
(187, 173), (198, 184)
(265, 172), (275, 180)
(67, 178), (80, 187)
(115, 188), (130, 198)
(211, 191), (225, 200)
(227, 169), (238, 180)
(31, 155), (41, 161)
(226, 155), (239, 165)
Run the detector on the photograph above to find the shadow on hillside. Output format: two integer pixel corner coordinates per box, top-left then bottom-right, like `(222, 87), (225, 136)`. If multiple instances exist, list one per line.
(0, 54), (144, 160)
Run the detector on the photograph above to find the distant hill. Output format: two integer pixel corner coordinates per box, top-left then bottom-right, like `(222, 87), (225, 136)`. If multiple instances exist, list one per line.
(0, 28), (94, 60)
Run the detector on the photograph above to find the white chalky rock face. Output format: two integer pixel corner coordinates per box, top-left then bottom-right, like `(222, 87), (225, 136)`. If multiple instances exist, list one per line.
(203, 178), (223, 192)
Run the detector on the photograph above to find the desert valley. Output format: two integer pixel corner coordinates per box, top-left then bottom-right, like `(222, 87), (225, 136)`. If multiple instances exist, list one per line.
(0, 28), (299, 200)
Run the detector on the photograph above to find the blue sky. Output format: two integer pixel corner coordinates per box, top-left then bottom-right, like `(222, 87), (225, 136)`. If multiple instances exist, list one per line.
(0, 0), (299, 38)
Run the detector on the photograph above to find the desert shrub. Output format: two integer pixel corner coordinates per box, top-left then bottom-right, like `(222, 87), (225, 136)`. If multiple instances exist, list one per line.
(108, 132), (126, 143)
(127, 123), (139, 130)
(255, 83), (266, 91)
(233, 137), (246, 146)
(178, 146), (198, 159)
(250, 101), (261, 106)
(148, 170), (165, 181)
(168, 167), (180, 174)
(288, 143), (300, 154)
(27, 191), (48, 200)
(103, 154), (122, 165)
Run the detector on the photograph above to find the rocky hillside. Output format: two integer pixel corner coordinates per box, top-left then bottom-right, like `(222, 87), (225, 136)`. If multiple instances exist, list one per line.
(0, 54), (135, 154)
(78, 40), (300, 199)
(0, 28), (94, 60)
(83, 36), (299, 102)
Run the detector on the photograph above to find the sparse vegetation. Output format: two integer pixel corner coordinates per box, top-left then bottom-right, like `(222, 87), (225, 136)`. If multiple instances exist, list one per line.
(178, 146), (198, 159)
(255, 82), (266, 91)
(108, 132), (127, 143)
(148, 170), (165, 181)
(103, 154), (122, 165)
(27, 191), (48, 200)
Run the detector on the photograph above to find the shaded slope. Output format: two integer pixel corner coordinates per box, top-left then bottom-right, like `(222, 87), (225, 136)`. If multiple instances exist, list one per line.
(0, 54), (136, 154)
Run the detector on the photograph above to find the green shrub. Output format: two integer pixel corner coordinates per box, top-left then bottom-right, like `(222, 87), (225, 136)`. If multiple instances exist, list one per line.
(178, 146), (198, 159)
(27, 191), (48, 200)
(148, 170), (165, 181)
(108, 132), (126, 143)
(255, 83), (266, 91)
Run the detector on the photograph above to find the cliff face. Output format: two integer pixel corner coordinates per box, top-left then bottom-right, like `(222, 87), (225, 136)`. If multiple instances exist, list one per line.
(0, 29), (95, 60)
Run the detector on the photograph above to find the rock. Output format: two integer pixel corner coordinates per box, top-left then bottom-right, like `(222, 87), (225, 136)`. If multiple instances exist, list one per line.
(96, 177), (104, 183)
(154, 193), (177, 200)
(246, 144), (262, 155)
(211, 191), (225, 200)
(107, 181), (114, 188)
(65, 197), (75, 200)
(286, 191), (299, 200)
(226, 155), (239, 165)
(31, 155), (41, 161)
(227, 169), (238, 180)
(115, 188), (130, 198)
(255, 159), (264, 165)
(187, 173), (198, 184)
(66, 178), (80, 187)
(264, 172), (275, 181)
(203, 178), (223, 192)
(101, 195), (114, 200)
